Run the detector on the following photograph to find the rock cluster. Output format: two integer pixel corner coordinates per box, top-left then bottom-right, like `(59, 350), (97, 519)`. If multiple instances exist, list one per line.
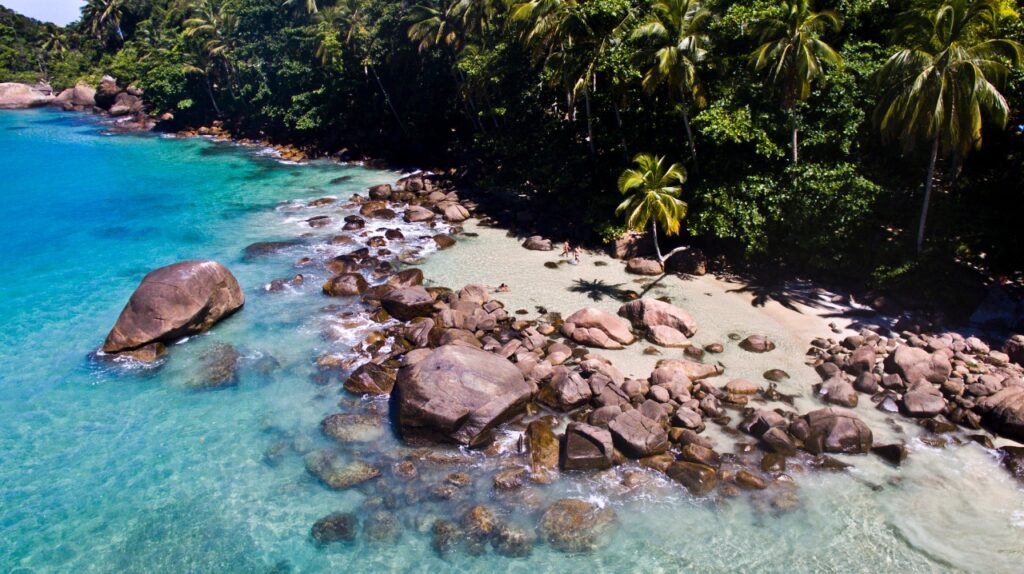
(806, 329), (1024, 444)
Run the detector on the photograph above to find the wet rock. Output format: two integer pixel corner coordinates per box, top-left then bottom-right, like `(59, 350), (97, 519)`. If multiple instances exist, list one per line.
(735, 470), (767, 490)
(884, 346), (951, 385)
(760, 427), (798, 455)
(494, 467), (527, 490)
(872, 443), (909, 466)
(999, 446), (1024, 483)
(320, 414), (385, 443)
(187, 344), (241, 389)
(344, 362), (396, 395)
(617, 298), (697, 337)
(562, 422), (614, 470)
(527, 420), (560, 474)
(625, 258), (663, 275)
(103, 261), (244, 360)
(522, 236), (553, 251)
(666, 461), (717, 496)
(403, 205), (435, 223)
(443, 203), (470, 222)
(433, 234), (456, 249)
(311, 512), (358, 543)
(322, 273), (368, 296)
(381, 286), (436, 321)
(304, 450), (381, 489)
(763, 369), (790, 382)
(562, 308), (636, 349)
(492, 524), (535, 557)
(395, 345), (531, 446)
(679, 443), (721, 468)
(463, 505), (497, 546)
(243, 240), (299, 260)
(608, 410), (669, 458)
(801, 408), (873, 455)
(540, 499), (616, 553)
(306, 215), (331, 228)
(978, 386), (1024, 442)
(739, 335), (775, 353)
(431, 519), (461, 554)
(368, 184), (392, 200)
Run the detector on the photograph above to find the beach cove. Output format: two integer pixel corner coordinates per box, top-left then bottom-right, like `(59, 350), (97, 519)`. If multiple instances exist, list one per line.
(2, 108), (1023, 573)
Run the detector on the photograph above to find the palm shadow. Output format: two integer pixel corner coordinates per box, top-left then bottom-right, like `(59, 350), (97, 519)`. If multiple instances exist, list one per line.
(569, 279), (637, 302)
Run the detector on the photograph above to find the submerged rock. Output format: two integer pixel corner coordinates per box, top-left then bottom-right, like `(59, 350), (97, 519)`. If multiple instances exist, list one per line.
(320, 414), (385, 443)
(311, 512), (358, 543)
(304, 449), (381, 489)
(540, 499), (616, 553)
(102, 261), (244, 361)
(344, 362), (396, 395)
(394, 345), (531, 447)
(187, 344), (242, 389)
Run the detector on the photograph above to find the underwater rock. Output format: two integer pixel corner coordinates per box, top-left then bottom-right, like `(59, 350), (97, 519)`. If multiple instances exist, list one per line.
(103, 260), (244, 360)
(667, 461), (717, 496)
(319, 413), (385, 443)
(540, 499), (616, 553)
(304, 449), (381, 489)
(311, 512), (358, 543)
(187, 343), (242, 389)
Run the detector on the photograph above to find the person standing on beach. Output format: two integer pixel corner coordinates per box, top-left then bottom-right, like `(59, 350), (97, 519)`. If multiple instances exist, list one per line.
(572, 246), (581, 264)
(561, 241), (571, 257)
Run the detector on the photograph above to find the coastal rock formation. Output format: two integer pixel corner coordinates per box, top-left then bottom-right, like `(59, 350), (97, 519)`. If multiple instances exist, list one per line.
(304, 449), (381, 489)
(979, 386), (1024, 442)
(95, 75), (120, 109)
(884, 346), (951, 385)
(394, 345), (531, 446)
(311, 512), (358, 543)
(322, 273), (368, 296)
(561, 308), (635, 349)
(652, 358), (723, 381)
(618, 298), (698, 337)
(381, 287), (436, 320)
(344, 362), (396, 395)
(102, 260), (244, 361)
(54, 83), (96, 109)
(0, 82), (54, 109)
(608, 409), (669, 458)
(562, 422), (614, 470)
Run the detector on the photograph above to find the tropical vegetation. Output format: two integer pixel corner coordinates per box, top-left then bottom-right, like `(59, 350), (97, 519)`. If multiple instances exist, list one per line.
(2, 0), (1023, 311)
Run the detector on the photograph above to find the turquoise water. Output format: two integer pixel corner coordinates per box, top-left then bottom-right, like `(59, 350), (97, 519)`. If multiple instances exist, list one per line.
(1, 109), (1023, 573)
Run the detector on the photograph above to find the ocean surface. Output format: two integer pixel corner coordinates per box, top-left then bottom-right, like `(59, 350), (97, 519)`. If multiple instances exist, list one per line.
(1, 108), (1022, 573)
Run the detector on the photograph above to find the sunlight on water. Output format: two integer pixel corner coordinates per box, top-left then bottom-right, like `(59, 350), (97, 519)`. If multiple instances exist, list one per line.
(1, 109), (1022, 573)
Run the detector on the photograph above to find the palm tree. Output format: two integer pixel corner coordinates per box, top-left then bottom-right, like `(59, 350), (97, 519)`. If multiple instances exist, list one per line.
(82, 0), (127, 42)
(184, 0), (240, 102)
(407, 2), (464, 53)
(42, 30), (73, 55)
(750, 0), (841, 164)
(632, 0), (711, 170)
(283, 0), (324, 15)
(875, 0), (1022, 254)
(616, 153), (689, 263)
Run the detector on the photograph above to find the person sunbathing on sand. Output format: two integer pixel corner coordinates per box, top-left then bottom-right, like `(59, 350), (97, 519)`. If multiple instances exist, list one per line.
(496, 283), (510, 293)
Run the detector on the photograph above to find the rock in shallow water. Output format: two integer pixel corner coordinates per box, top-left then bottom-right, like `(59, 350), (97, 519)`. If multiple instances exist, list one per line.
(540, 499), (616, 553)
(187, 344), (242, 389)
(394, 345), (531, 447)
(311, 512), (358, 543)
(304, 449), (381, 489)
(102, 260), (244, 361)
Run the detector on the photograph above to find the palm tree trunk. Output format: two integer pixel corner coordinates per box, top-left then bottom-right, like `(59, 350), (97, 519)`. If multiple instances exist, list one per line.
(613, 101), (628, 161)
(651, 220), (663, 263)
(369, 65), (408, 137)
(204, 76), (222, 116)
(790, 108), (799, 165)
(679, 88), (698, 172)
(583, 89), (596, 156)
(916, 132), (941, 254)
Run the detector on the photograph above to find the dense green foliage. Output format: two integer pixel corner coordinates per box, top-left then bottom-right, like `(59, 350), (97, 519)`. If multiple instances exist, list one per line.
(2, 0), (1023, 301)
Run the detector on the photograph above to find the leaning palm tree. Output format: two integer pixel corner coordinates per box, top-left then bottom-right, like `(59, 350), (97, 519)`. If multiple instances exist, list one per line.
(875, 0), (1022, 254)
(750, 0), (841, 164)
(632, 0), (712, 170)
(616, 153), (689, 263)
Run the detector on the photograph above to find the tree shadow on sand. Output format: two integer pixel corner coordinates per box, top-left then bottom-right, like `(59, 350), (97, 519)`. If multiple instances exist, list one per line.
(569, 279), (637, 302)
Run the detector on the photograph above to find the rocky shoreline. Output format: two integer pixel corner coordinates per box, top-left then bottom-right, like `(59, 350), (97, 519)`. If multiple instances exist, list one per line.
(94, 158), (1024, 557)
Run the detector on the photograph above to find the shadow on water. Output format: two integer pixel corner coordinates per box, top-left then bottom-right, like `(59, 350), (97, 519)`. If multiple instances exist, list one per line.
(568, 278), (636, 302)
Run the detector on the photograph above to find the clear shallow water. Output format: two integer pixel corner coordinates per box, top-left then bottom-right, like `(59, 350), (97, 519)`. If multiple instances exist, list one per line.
(0, 109), (1022, 573)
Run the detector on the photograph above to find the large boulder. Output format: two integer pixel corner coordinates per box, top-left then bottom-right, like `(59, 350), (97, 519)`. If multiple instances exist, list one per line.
(393, 345), (531, 447)
(625, 258), (663, 275)
(0, 83), (54, 109)
(522, 236), (553, 251)
(562, 422), (614, 471)
(608, 409), (669, 458)
(102, 261), (244, 360)
(800, 408), (873, 455)
(381, 286), (435, 321)
(108, 92), (143, 117)
(527, 420), (560, 474)
(666, 461), (717, 496)
(322, 273), (368, 296)
(55, 83), (96, 107)
(979, 386), (1024, 442)
(1004, 335), (1024, 367)
(540, 499), (616, 553)
(652, 358), (722, 382)
(884, 346), (951, 385)
(900, 383), (947, 418)
(561, 307), (635, 349)
(94, 75), (120, 109)
(617, 298), (697, 337)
